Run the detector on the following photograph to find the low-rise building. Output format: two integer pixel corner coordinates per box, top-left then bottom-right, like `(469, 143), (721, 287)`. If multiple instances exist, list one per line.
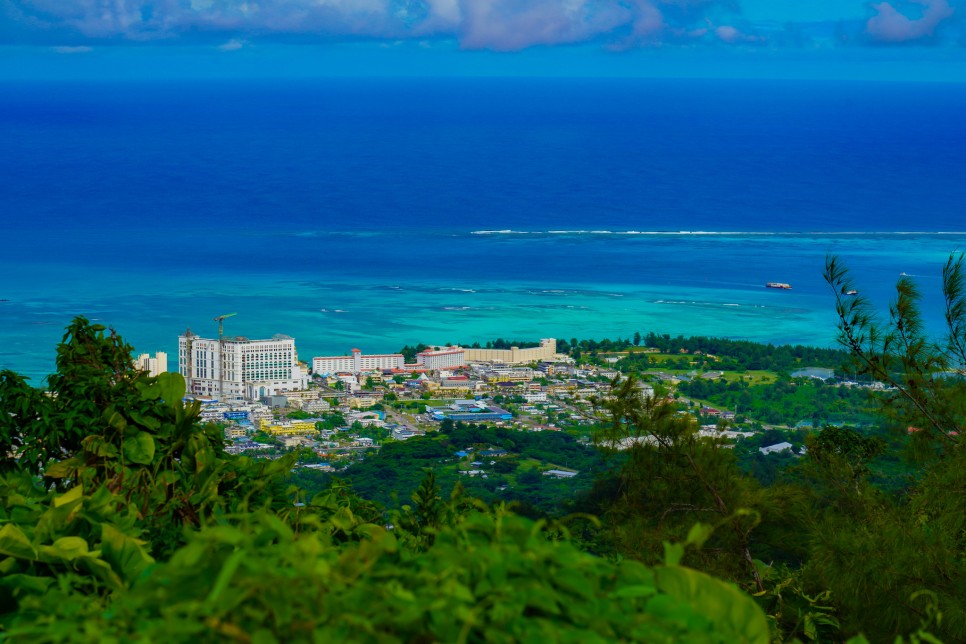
(312, 349), (405, 375)
(417, 347), (466, 370)
(759, 442), (794, 455)
(425, 399), (513, 422)
(260, 419), (320, 436)
(543, 469), (578, 479)
(464, 339), (558, 365)
(484, 368), (535, 383)
(304, 399), (332, 413)
(392, 427), (424, 441)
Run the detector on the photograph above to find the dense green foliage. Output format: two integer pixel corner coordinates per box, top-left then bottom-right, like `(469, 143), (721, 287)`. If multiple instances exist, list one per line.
(576, 378), (773, 590)
(677, 376), (880, 427)
(337, 423), (608, 515)
(398, 343), (430, 363)
(637, 333), (850, 373)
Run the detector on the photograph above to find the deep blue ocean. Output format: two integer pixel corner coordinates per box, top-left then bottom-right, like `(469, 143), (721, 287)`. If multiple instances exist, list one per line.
(2, 78), (966, 383)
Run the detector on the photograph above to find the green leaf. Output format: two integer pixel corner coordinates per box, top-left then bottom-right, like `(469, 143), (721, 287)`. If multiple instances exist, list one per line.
(129, 411), (162, 430)
(206, 550), (245, 606)
(553, 568), (594, 600)
(252, 630), (279, 644)
(138, 380), (162, 400)
(100, 524), (155, 584)
(107, 410), (128, 432)
(0, 524), (37, 560)
(48, 536), (90, 559)
(609, 585), (658, 600)
(0, 573), (55, 595)
(44, 459), (78, 479)
(52, 485), (84, 508)
(123, 432), (156, 465)
(684, 523), (714, 550)
(663, 541), (685, 567)
(524, 589), (562, 616)
(157, 372), (186, 408)
(655, 565), (770, 644)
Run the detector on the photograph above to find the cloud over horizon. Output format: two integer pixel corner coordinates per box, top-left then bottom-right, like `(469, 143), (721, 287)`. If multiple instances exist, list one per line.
(1, 0), (963, 50)
(866, 0), (955, 43)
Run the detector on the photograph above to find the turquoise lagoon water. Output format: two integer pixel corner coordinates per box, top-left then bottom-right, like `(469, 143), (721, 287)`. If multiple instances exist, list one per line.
(2, 230), (962, 383)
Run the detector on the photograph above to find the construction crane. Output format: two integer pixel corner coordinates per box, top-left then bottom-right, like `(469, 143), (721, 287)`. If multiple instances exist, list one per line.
(183, 327), (195, 396)
(213, 312), (237, 340)
(213, 313), (237, 401)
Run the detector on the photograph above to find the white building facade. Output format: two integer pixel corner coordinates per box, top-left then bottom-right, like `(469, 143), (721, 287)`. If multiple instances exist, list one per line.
(134, 351), (168, 377)
(178, 332), (308, 401)
(417, 347), (466, 370)
(312, 348), (404, 375)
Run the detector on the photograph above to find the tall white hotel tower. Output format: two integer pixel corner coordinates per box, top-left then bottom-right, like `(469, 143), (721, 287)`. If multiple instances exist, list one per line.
(178, 330), (308, 402)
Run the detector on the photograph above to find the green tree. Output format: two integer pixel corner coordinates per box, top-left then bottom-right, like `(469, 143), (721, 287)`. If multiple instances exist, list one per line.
(812, 255), (966, 639)
(824, 253), (965, 443)
(587, 377), (767, 592)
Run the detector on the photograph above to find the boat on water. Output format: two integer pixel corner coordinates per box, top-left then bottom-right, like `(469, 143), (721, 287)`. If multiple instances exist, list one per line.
(845, 289), (859, 296)
(765, 282), (792, 290)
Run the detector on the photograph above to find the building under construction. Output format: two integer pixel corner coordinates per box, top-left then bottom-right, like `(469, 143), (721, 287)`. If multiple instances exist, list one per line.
(178, 326), (309, 402)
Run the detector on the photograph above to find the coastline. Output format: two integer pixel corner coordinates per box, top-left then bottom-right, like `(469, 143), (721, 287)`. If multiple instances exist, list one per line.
(2, 229), (960, 383)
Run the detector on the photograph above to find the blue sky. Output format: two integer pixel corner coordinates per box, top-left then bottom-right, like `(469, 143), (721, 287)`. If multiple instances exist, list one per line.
(1, 0), (964, 80)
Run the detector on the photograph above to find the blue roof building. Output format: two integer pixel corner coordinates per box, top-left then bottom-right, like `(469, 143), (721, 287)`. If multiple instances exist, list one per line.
(426, 399), (513, 422)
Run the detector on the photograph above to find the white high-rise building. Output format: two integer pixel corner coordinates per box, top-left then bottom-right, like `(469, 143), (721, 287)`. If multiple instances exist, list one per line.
(134, 352), (168, 377)
(178, 331), (309, 401)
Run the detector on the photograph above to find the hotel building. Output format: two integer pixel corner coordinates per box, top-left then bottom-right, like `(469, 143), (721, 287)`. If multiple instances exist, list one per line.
(463, 339), (557, 365)
(178, 331), (309, 401)
(417, 347), (466, 370)
(312, 348), (405, 375)
(134, 351), (168, 377)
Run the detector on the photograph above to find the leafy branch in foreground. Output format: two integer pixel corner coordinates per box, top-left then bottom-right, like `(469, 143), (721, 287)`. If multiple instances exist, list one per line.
(819, 254), (966, 640)
(824, 253), (964, 445)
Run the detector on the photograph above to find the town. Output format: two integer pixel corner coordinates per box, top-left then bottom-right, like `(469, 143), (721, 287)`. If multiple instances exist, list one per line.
(126, 323), (884, 483)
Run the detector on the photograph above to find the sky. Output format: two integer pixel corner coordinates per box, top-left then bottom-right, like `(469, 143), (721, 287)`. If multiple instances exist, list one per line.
(1, 0), (964, 81)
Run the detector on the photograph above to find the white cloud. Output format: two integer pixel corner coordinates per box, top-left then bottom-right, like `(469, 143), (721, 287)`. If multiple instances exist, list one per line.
(866, 0), (955, 43)
(9, 0), (778, 50)
(714, 24), (763, 43)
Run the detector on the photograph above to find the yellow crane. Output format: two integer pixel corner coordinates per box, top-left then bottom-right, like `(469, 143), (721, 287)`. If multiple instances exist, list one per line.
(213, 312), (237, 340)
